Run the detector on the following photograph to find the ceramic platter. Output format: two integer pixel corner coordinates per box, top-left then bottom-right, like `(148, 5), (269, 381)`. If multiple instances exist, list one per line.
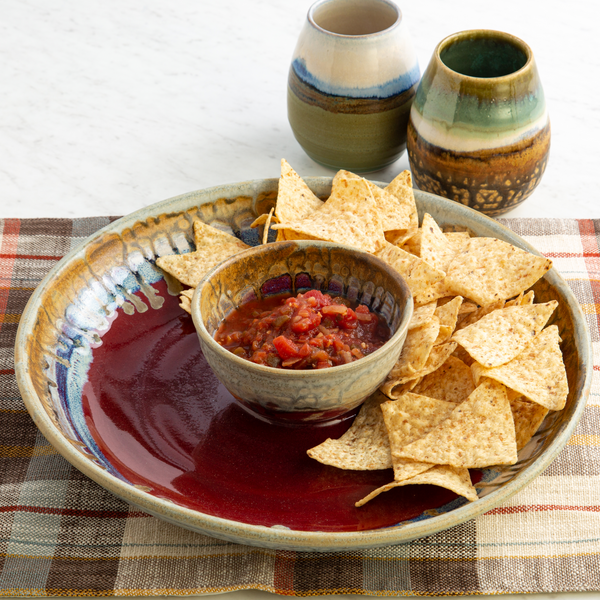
(15, 178), (592, 552)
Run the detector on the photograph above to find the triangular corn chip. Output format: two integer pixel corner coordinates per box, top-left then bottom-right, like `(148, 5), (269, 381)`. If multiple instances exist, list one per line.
(408, 301), (437, 330)
(445, 237), (552, 306)
(452, 301), (558, 367)
(381, 393), (457, 482)
(375, 242), (445, 304)
(473, 325), (568, 411)
(333, 170), (413, 235)
(421, 213), (459, 273)
(445, 231), (471, 250)
(179, 288), (194, 314)
(306, 391), (392, 470)
(156, 221), (249, 288)
(355, 465), (477, 507)
(275, 159), (323, 223)
(434, 296), (463, 344)
(455, 300), (505, 333)
(384, 170), (419, 245)
(399, 228), (422, 256)
(389, 317), (440, 379)
(272, 176), (386, 253)
(394, 379), (518, 468)
(383, 342), (457, 388)
(379, 376), (422, 400)
(412, 356), (475, 404)
(510, 396), (549, 450)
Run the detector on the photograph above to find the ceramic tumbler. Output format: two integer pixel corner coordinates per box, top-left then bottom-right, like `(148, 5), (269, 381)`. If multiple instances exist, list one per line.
(287, 0), (420, 173)
(407, 30), (550, 216)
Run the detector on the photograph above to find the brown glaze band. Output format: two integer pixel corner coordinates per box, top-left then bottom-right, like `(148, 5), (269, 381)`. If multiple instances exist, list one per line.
(407, 121), (551, 216)
(288, 67), (417, 115)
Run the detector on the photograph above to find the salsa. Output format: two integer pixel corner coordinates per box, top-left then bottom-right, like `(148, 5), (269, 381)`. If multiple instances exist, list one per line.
(214, 290), (391, 369)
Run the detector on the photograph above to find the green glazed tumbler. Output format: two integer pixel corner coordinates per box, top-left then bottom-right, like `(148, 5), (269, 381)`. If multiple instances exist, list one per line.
(407, 30), (550, 216)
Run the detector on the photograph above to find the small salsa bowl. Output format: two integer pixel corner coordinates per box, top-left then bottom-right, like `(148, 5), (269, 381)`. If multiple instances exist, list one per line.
(191, 240), (413, 425)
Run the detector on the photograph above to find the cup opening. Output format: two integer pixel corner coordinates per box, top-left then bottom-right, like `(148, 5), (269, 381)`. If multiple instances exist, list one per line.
(439, 32), (529, 78)
(310, 0), (400, 36)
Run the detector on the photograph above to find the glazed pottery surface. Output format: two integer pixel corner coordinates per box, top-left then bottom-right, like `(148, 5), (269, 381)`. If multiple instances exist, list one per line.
(14, 178), (591, 551)
(407, 30), (550, 216)
(288, 0), (420, 172)
(192, 241), (413, 424)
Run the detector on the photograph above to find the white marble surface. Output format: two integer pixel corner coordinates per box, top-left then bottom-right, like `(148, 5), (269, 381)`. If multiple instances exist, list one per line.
(2, 0), (599, 220)
(2, 0), (600, 598)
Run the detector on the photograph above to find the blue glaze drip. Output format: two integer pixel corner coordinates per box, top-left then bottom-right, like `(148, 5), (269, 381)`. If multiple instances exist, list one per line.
(51, 261), (167, 482)
(292, 57), (420, 99)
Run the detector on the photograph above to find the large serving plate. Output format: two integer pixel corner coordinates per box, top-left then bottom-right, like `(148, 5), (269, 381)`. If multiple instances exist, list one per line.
(15, 178), (592, 552)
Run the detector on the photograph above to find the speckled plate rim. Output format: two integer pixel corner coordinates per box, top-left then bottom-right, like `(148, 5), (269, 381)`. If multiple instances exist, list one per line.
(14, 177), (593, 552)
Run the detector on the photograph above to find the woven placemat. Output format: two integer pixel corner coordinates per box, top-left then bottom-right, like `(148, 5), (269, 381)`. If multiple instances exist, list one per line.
(1, 217), (599, 596)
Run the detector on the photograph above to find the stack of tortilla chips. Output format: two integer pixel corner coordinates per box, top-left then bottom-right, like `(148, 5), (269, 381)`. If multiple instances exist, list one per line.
(156, 159), (568, 506)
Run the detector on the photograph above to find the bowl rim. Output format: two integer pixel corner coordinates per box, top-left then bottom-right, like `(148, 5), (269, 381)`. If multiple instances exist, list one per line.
(14, 177), (593, 552)
(435, 29), (534, 84)
(191, 238), (414, 380)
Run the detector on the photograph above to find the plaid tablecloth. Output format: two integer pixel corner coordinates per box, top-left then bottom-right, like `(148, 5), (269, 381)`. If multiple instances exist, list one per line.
(1, 216), (599, 597)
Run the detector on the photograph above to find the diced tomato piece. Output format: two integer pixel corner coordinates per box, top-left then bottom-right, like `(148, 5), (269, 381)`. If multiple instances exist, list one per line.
(333, 338), (345, 352)
(338, 308), (358, 329)
(298, 342), (312, 357)
(290, 312), (321, 333)
(302, 289), (332, 307)
(272, 335), (300, 360)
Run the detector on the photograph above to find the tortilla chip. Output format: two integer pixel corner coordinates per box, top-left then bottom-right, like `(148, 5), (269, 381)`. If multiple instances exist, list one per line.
(375, 242), (445, 305)
(384, 170), (419, 245)
(275, 159), (323, 223)
(434, 296), (463, 344)
(250, 213), (272, 228)
(412, 356), (475, 403)
(458, 301), (478, 315)
(383, 342), (457, 387)
(355, 465), (477, 507)
(333, 170), (413, 235)
(379, 376), (422, 400)
(306, 391), (392, 470)
(156, 221), (249, 288)
(179, 288), (194, 314)
(394, 379), (518, 469)
(455, 300), (505, 332)
(272, 176), (386, 253)
(473, 325), (568, 411)
(452, 301), (558, 367)
(445, 237), (553, 306)
(408, 301), (437, 330)
(381, 393), (457, 481)
(389, 317), (440, 379)
(510, 396), (549, 450)
(421, 213), (459, 273)
(399, 228), (422, 256)
(445, 231), (471, 250)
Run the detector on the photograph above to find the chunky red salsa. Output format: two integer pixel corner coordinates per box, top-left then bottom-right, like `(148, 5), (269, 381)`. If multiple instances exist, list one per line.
(214, 290), (391, 369)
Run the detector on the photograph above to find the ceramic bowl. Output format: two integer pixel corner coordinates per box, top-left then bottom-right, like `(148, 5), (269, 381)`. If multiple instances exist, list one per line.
(14, 178), (591, 552)
(191, 240), (413, 425)
(407, 29), (550, 216)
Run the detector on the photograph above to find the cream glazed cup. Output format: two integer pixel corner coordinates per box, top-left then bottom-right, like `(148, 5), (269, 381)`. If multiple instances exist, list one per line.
(287, 0), (420, 172)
